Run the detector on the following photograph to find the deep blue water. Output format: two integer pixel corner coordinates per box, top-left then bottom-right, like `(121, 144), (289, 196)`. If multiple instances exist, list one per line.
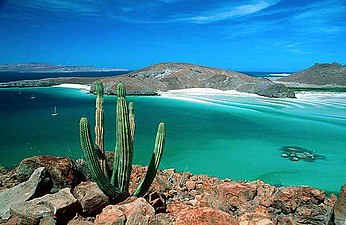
(0, 71), (129, 82)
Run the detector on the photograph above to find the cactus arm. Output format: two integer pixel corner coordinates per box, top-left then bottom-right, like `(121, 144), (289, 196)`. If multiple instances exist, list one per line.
(111, 144), (119, 186)
(115, 83), (133, 195)
(133, 122), (165, 197)
(80, 117), (122, 199)
(95, 80), (108, 177)
(128, 102), (135, 142)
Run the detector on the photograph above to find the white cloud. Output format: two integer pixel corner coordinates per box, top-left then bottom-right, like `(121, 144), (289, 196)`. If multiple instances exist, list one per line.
(189, 0), (281, 24)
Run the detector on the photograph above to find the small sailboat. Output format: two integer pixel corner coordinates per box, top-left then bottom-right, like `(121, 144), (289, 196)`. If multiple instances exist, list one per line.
(52, 106), (58, 116)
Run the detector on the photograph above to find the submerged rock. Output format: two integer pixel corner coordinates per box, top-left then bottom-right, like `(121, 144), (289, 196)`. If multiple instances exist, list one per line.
(279, 146), (326, 162)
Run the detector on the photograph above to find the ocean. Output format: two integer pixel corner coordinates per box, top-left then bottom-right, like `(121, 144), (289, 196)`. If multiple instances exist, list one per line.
(0, 72), (345, 194)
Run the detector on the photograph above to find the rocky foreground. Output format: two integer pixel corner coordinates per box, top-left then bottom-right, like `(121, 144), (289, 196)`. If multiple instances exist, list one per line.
(1, 155), (345, 225)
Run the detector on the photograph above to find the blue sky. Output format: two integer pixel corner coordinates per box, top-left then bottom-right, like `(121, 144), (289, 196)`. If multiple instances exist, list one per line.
(0, 0), (345, 71)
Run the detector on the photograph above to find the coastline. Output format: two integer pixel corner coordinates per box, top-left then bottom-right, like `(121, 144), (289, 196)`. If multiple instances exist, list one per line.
(51, 83), (91, 92)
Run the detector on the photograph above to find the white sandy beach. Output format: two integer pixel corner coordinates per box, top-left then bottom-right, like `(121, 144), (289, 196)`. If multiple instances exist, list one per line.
(51, 83), (91, 92)
(159, 88), (259, 97)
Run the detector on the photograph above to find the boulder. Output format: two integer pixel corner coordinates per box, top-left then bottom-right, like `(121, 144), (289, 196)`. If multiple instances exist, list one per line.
(186, 181), (196, 190)
(73, 181), (110, 216)
(334, 185), (346, 225)
(149, 214), (176, 225)
(271, 186), (336, 225)
(10, 188), (78, 224)
(17, 156), (85, 193)
(272, 187), (325, 214)
(67, 214), (94, 225)
(167, 203), (192, 216)
(207, 182), (257, 216)
(0, 167), (51, 220)
(95, 197), (155, 225)
(238, 206), (274, 225)
(176, 207), (239, 225)
(145, 191), (166, 213)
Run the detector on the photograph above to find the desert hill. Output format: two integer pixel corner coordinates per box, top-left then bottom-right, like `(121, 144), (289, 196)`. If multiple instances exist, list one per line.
(94, 62), (295, 98)
(279, 62), (346, 86)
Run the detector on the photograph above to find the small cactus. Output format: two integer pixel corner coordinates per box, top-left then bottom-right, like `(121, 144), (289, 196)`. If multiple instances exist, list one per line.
(79, 82), (165, 202)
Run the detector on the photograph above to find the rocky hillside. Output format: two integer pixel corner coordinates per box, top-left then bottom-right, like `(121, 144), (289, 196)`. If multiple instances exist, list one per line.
(93, 63), (295, 98)
(279, 62), (346, 86)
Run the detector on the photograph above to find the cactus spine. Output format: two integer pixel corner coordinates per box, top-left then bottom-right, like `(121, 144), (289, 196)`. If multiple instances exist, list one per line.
(79, 82), (165, 202)
(95, 81), (107, 176)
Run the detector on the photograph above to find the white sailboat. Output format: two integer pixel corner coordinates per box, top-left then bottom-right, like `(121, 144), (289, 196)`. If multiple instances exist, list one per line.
(52, 106), (58, 116)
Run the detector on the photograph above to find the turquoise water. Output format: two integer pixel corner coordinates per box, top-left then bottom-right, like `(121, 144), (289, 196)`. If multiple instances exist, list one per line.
(0, 87), (345, 193)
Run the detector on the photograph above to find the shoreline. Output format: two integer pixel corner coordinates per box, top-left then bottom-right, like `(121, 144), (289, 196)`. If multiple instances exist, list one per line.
(51, 83), (91, 92)
(158, 87), (346, 100)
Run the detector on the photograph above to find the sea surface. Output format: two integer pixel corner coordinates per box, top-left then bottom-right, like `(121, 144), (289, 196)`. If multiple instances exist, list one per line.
(0, 71), (129, 82)
(0, 71), (345, 194)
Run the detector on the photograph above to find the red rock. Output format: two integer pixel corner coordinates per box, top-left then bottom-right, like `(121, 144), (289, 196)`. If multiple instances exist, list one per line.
(272, 186), (325, 214)
(95, 197), (155, 225)
(207, 182), (258, 216)
(176, 207), (239, 225)
(254, 180), (277, 207)
(16, 156), (84, 192)
(167, 203), (192, 216)
(238, 206), (273, 225)
(186, 181), (196, 190)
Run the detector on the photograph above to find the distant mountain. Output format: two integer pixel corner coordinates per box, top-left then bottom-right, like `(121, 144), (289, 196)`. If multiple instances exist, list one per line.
(93, 62), (295, 98)
(279, 62), (346, 86)
(0, 62), (127, 73)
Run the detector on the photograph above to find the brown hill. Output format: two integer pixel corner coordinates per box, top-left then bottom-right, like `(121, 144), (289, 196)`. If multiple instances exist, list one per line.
(93, 62), (295, 98)
(279, 62), (346, 86)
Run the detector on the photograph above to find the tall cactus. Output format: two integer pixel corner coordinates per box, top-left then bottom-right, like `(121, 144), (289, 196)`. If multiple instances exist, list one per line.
(95, 81), (107, 176)
(79, 82), (165, 202)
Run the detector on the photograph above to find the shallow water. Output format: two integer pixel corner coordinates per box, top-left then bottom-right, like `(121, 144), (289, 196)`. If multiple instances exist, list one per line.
(0, 87), (345, 193)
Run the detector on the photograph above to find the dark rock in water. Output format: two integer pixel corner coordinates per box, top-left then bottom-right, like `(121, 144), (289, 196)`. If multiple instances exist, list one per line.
(0, 167), (51, 220)
(73, 181), (110, 216)
(334, 185), (346, 225)
(279, 146), (326, 162)
(17, 156), (85, 193)
(10, 188), (78, 225)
